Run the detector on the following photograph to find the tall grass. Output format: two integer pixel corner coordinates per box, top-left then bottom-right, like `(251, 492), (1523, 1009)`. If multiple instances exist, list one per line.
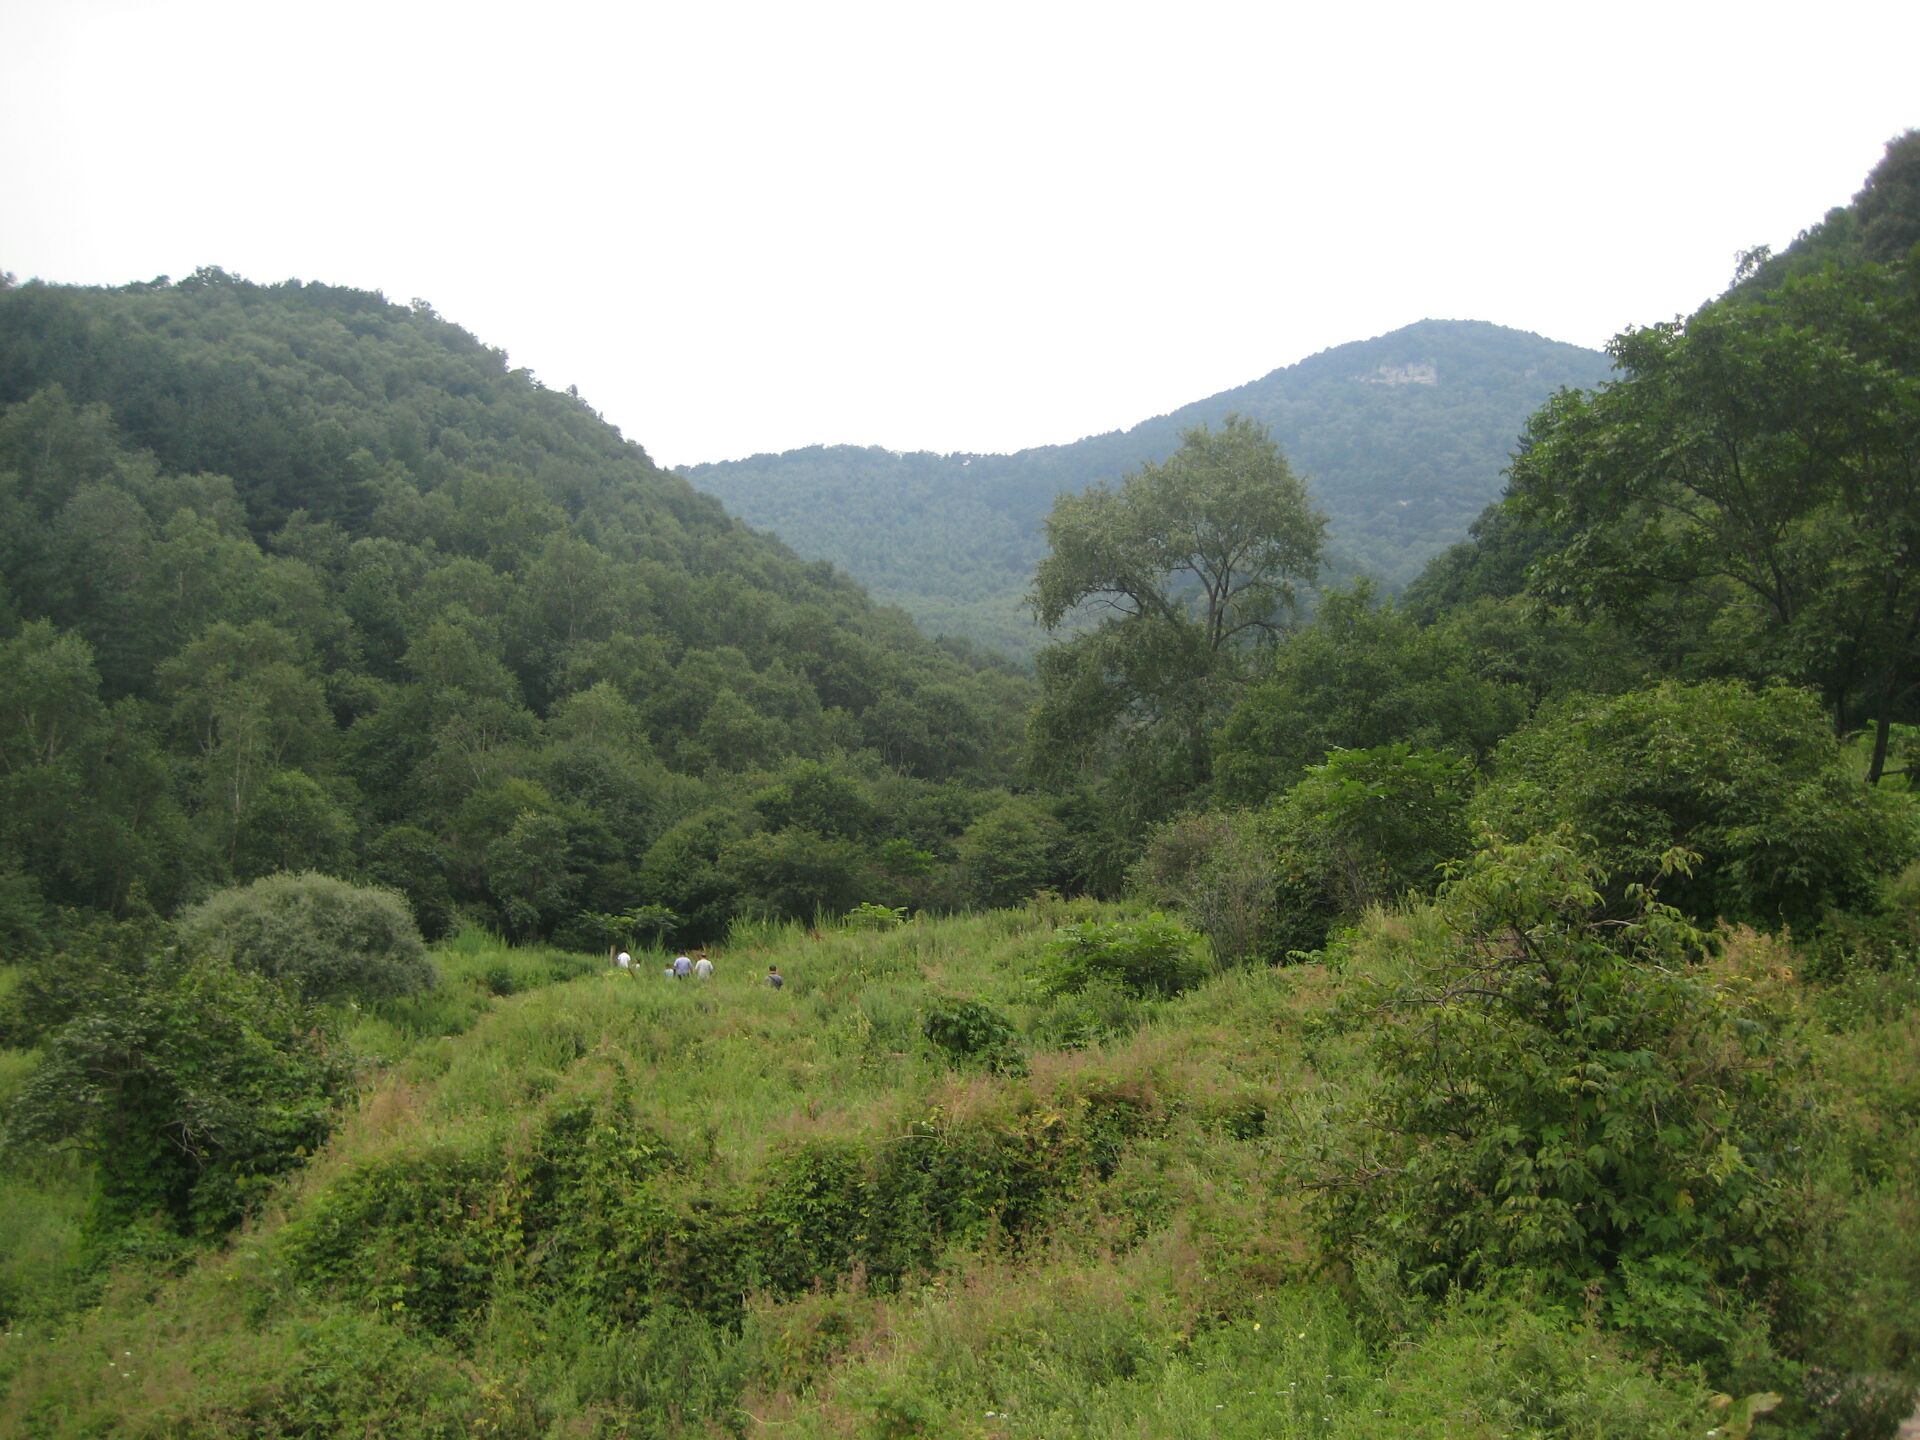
(2, 898), (1914, 1438)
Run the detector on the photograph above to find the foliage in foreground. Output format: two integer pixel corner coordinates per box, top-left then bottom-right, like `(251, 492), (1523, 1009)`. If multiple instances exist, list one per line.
(1, 879), (1913, 1438)
(2, 945), (352, 1239)
(1309, 835), (1799, 1358)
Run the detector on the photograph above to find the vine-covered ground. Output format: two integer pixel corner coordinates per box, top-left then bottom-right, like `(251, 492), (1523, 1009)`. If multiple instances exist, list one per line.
(3, 890), (1914, 1437)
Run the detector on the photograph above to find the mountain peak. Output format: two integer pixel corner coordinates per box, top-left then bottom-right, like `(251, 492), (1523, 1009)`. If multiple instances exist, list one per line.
(683, 321), (1610, 657)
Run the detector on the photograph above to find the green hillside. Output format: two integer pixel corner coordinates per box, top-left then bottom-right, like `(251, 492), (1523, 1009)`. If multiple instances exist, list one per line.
(683, 321), (1610, 655)
(0, 271), (1040, 946)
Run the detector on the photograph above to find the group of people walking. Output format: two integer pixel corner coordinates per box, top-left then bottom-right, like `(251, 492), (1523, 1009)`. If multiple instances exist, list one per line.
(611, 948), (783, 988)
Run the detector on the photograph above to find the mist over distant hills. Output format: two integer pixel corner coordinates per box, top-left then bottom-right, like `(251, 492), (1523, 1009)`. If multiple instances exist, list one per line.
(682, 320), (1612, 657)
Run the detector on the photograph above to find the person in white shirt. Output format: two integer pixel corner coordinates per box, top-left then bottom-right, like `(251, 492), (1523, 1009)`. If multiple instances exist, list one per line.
(615, 950), (632, 974)
(693, 952), (713, 979)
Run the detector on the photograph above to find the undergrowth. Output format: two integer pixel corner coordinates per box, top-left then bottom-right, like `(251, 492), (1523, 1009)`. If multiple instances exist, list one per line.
(0, 900), (1913, 1438)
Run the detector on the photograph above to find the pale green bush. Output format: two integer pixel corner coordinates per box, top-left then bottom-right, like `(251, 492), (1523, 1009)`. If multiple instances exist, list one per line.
(178, 871), (433, 1003)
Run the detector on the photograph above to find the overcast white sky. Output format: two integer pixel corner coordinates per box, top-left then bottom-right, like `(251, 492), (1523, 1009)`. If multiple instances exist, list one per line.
(2, 1), (1915, 467)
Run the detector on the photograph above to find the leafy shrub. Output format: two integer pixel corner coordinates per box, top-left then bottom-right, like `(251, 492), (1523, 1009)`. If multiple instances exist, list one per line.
(0, 865), (51, 962)
(570, 903), (682, 954)
(956, 796), (1066, 909)
(1137, 748), (1474, 967)
(752, 758), (876, 840)
(639, 809), (744, 945)
(556, 1302), (752, 1436)
(1472, 681), (1915, 931)
(231, 769), (355, 882)
(1041, 915), (1209, 999)
(1372, 1294), (1716, 1439)
(1132, 810), (1281, 965)
(724, 827), (871, 924)
(1309, 831), (1803, 1361)
(362, 824), (457, 940)
(1263, 743), (1476, 956)
(278, 1141), (509, 1334)
(1807, 858), (1920, 979)
(177, 871), (433, 1003)
(486, 811), (578, 940)
(844, 901), (908, 930)
(0, 910), (156, 1046)
(4, 948), (352, 1238)
(921, 996), (1027, 1075)
(168, 1309), (529, 1438)
(1213, 583), (1533, 806)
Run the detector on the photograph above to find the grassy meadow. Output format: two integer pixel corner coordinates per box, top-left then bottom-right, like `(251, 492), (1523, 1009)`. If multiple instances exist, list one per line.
(0, 892), (1915, 1438)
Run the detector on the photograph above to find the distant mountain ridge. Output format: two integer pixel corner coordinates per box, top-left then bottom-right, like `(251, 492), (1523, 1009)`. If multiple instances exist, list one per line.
(682, 320), (1613, 656)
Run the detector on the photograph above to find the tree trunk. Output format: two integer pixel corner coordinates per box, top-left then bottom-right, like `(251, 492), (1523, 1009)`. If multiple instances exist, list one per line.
(1867, 708), (1892, 786)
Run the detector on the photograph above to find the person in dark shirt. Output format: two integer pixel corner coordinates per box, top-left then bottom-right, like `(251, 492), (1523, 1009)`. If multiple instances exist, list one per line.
(766, 965), (783, 990)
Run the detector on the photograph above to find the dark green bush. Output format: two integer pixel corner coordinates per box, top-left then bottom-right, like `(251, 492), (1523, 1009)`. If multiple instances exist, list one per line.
(177, 870), (434, 1003)
(4, 949), (353, 1238)
(1310, 832), (1803, 1365)
(1473, 681), (1915, 931)
(1139, 748), (1476, 965)
(1263, 743), (1476, 956)
(362, 824), (457, 940)
(758, 1141), (868, 1294)
(170, 1309), (528, 1438)
(1806, 859), (1920, 980)
(0, 910), (155, 1046)
(277, 1142), (508, 1334)
(920, 996), (1027, 1075)
(1029, 978), (1142, 1051)
(1041, 915), (1209, 998)
(956, 796), (1067, 909)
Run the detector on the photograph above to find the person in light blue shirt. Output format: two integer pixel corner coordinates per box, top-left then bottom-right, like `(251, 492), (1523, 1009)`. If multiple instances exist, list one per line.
(672, 954), (693, 979)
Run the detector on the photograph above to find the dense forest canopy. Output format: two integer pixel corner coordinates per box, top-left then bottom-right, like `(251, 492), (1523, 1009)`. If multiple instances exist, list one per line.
(0, 269), (1042, 945)
(684, 320), (1611, 655)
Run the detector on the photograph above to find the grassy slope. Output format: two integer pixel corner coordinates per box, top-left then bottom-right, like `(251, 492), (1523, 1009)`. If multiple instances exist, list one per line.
(3, 902), (1913, 1438)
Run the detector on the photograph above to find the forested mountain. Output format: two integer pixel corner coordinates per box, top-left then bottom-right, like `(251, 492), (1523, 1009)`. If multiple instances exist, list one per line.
(0, 270), (1037, 944)
(684, 321), (1610, 654)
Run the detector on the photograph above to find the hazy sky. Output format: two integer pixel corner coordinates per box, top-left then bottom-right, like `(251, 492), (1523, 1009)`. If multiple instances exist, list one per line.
(3, 2), (1915, 467)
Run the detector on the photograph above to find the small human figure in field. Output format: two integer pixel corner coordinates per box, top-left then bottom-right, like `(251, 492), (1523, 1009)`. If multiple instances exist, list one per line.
(615, 950), (632, 975)
(693, 951), (713, 980)
(672, 953), (693, 979)
(766, 965), (784, 990)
